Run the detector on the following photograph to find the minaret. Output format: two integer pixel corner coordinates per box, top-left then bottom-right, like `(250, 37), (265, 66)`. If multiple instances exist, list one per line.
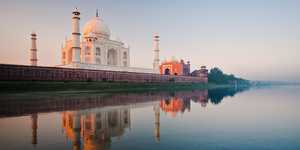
(153, 34), (160, 73)
(30, 32), (38, 66)
(71, 8), (81, 64)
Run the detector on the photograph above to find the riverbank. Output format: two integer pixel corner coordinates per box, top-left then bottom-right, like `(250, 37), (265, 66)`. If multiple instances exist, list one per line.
(0, 81), (235, 94)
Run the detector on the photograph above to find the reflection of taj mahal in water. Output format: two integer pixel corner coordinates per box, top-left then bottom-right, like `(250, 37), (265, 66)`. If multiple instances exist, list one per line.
(25, 89), (238, 149)
(60, 106), (161, 150)
(2, 88), (251, 149)
(62, 109), (131, 150)
(59, 92), (209, 149)
(0, 87), (249, 149)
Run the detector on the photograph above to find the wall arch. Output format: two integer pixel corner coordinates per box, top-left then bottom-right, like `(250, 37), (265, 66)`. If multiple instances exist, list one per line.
(107, 49), (118, 65)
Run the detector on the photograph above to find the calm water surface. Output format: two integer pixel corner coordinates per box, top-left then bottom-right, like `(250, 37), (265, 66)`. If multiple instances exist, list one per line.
(0, 86), (299, 150)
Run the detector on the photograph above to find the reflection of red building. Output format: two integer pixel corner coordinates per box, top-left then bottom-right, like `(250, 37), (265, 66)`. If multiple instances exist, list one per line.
(160, 59), (190, 76)
(191, 90), (209, 107)
(160, 97), (190, 117)
(160, 90), (209, 117)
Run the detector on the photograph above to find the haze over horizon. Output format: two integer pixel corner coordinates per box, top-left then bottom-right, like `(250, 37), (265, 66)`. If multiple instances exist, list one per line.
(0, 0), (299, 82)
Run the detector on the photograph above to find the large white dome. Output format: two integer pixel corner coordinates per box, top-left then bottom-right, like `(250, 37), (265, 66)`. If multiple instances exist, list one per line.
(83, 17), (111, 38)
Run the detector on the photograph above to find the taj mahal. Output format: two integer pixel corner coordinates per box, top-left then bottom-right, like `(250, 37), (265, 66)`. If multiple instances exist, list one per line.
(55, 8), (160, 74)
(11, 7), (208, 83)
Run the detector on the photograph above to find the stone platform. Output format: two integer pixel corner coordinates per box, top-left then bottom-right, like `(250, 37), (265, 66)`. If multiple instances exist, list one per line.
(0, 64), (207, 83)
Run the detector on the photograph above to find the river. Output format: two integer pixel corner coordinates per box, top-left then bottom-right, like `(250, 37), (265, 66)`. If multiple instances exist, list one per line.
(0, 86), (299, 150)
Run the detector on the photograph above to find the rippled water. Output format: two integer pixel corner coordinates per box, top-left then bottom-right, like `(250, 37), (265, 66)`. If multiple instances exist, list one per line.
(0, 86), (299, 150)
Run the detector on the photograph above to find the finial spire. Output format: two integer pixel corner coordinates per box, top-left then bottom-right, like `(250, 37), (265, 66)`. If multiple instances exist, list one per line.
(96, 9), (99, 17)
(72, 7), (80, 15)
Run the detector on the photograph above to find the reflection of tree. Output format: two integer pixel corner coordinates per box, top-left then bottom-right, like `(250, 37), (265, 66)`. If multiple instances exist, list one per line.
(208, 87), (250, 105)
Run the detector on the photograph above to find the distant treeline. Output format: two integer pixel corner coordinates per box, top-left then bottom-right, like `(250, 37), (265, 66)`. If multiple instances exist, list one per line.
(208, 67), (250, 85)
(251, 81), (300, 86)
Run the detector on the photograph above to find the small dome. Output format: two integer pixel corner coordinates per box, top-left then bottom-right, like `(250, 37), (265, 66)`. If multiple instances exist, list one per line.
(83, 17), (110, 38)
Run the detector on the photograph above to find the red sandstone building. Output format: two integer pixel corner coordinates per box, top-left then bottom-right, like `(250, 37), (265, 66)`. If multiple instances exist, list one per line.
(160, 59), (190, 76)
(191, 66), (208, 83)
(159, 58), (208, 83)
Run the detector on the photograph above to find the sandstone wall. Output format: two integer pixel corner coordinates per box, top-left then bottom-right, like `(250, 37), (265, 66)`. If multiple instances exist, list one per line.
(0, 64), (207, 83)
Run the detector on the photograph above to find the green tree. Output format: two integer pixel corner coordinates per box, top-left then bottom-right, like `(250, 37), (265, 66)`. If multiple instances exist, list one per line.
(208, 67), (250, 85)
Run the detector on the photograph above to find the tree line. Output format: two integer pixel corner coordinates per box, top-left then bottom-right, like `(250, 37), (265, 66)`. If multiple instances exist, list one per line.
(208, 67), (250, 85)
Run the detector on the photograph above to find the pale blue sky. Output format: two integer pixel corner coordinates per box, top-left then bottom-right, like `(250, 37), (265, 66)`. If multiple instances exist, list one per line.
(0, 0), (299, 81)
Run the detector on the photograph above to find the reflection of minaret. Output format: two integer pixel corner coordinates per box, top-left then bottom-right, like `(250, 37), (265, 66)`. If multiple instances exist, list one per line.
(73, 112), (81, 150)
(154, 105), (160, 142)
(31, 114), (38, 146)
(61, 111), (82, 150)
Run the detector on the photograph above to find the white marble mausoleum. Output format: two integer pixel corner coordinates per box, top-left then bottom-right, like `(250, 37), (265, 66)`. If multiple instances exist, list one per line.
(59, 8), (160, 74)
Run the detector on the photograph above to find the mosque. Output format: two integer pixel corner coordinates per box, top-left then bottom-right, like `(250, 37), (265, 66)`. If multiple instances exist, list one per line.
(57, 8), (160, 74)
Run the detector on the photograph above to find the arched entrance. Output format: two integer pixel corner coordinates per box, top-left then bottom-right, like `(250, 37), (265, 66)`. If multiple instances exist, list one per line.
(107, 49), (117, 65)
(164, 68), (170, 75)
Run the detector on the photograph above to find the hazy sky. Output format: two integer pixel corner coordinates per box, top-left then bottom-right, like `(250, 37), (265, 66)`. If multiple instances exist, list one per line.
(0, 0), (299, 81)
